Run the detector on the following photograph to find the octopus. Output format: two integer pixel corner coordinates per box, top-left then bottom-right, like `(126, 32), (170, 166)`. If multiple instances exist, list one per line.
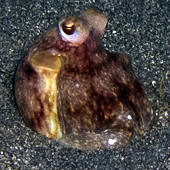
(14, 9), (153, 150)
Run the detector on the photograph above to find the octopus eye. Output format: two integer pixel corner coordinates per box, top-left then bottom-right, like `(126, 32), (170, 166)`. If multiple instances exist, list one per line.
(62, 21), (75, 35)
(58, 16), (90, 46)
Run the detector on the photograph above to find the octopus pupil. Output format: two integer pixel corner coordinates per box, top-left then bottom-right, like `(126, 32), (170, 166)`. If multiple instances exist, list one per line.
(62, 23), (75, 35)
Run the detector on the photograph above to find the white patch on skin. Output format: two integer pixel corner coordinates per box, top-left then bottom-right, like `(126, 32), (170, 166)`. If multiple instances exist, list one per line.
(108, 139), (117, 145)
(75, 83), (79, 88)
(127, 115), (132, 120)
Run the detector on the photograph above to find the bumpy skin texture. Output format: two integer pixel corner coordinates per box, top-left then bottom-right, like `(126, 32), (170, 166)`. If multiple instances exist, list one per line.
(15, 9), (153, 150)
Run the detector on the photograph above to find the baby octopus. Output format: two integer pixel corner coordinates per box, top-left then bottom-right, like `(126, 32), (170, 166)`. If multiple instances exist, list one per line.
(15, 9), (153, 150)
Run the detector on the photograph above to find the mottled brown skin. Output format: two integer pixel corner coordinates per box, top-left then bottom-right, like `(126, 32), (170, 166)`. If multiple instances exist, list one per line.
(15, 9), (153, 150)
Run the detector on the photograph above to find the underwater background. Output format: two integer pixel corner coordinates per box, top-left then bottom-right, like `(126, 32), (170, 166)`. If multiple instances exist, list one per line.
(0, 0), (170, 169)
